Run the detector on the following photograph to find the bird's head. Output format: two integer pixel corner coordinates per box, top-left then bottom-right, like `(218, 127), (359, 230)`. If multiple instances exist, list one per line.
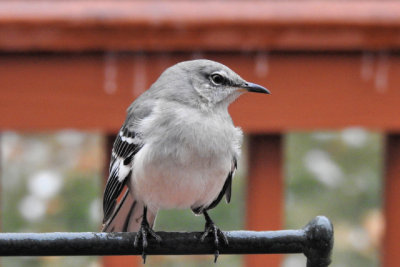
(153, 59), (270, 111)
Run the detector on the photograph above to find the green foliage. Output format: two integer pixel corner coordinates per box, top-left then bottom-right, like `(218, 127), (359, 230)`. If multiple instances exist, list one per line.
(1, 132), (102, 267)
(285, 131), (383, 267)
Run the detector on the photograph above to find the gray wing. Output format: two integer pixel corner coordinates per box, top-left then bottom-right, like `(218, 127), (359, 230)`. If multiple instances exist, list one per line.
(102, 91), (156, 224)
(102, 90), (158, 231)
(191, 157), (237, 214)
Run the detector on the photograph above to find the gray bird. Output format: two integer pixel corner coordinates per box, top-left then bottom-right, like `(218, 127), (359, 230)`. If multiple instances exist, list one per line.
(102, 59), (270, 262)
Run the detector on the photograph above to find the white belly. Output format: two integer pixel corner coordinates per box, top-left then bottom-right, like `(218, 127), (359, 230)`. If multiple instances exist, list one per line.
(131, 143), (232, 212)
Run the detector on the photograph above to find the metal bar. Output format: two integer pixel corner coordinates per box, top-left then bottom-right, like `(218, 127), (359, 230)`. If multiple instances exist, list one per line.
(0, 216), (333, 266)
(304, 217), (334, 267)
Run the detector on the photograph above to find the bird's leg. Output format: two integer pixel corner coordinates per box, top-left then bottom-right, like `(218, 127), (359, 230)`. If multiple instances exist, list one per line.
(200, 211), (229, 263)
(133, 206), (161, 264)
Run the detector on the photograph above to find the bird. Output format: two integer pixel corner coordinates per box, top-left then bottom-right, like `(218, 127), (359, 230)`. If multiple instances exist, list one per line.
(101, 59), (270, 263)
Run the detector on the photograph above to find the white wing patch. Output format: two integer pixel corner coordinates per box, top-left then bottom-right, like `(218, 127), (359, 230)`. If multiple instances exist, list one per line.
(118, 160), (131, 182)
(119, 131), (136, 144)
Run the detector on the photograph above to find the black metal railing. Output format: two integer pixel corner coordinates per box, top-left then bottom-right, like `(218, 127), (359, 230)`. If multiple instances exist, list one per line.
(0, 216), (333, 266)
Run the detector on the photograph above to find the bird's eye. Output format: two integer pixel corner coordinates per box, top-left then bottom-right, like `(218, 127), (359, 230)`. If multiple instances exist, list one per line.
(210, 74), (225, 85)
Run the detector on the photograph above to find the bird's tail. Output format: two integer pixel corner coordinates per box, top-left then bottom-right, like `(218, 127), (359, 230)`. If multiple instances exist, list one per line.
(102, 189), (157, 232)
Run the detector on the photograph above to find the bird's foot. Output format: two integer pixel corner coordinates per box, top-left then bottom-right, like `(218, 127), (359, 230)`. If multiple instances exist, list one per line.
(134, 221), (161, 264)
(200, 221), (229, 263)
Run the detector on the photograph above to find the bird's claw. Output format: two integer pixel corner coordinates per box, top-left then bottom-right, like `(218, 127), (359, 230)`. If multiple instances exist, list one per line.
(200, 222), (229, 263)
(134, 222), (161, 264)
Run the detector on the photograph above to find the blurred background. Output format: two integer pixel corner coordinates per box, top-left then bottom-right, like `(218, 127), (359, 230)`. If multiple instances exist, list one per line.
(0, 1), (399, 267)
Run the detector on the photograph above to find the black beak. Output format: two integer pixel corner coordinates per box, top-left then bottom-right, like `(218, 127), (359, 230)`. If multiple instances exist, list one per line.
(243, 82), (271, 94)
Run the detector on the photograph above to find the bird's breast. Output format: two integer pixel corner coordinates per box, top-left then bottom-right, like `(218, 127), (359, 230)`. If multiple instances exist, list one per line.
(132, 143), (232, 211)
(131, 105), (242, 211)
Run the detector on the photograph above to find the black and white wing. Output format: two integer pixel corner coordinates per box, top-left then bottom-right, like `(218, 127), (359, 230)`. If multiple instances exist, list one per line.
(102, 126), (142, 226)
